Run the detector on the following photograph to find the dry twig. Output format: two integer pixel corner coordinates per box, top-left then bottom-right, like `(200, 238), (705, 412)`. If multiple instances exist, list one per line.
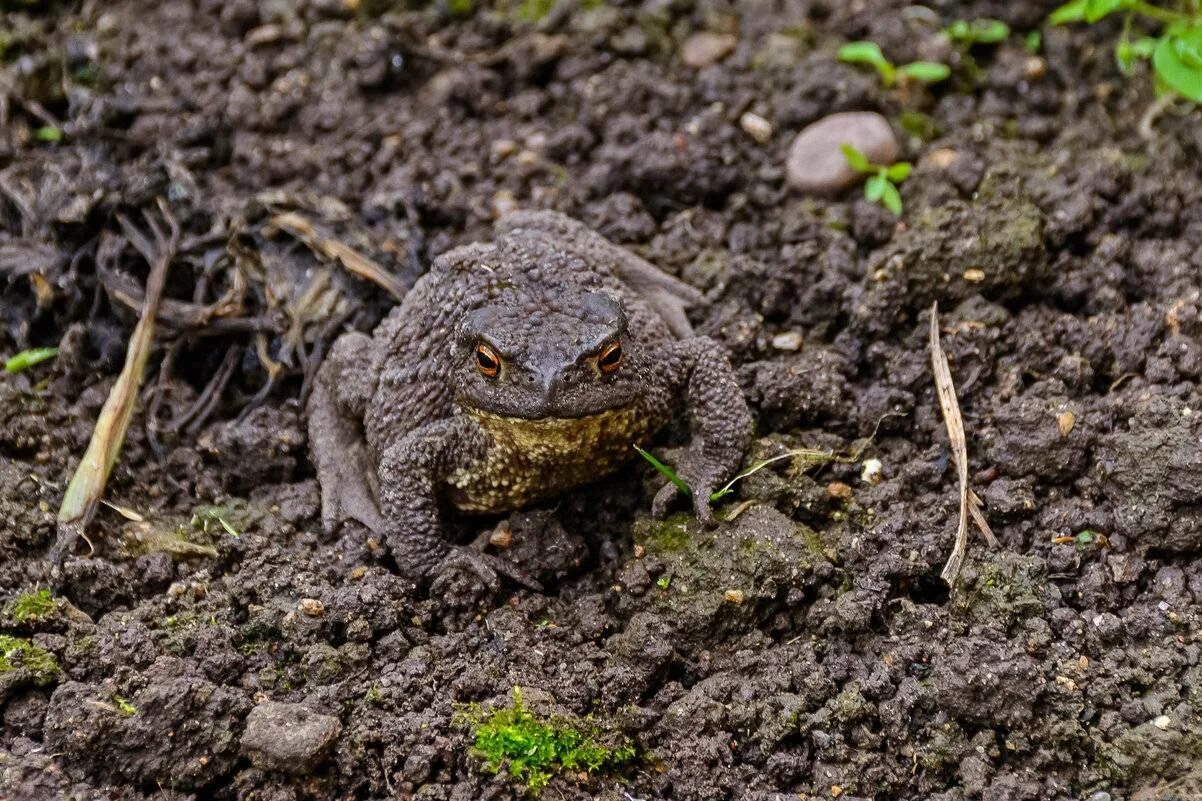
(52, 199), (179, 564)
(929, 302), (995, 584)
(269, 211), (405, 300)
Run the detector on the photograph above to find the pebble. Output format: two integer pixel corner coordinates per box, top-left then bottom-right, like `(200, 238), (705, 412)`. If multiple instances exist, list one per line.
(298, 598), (325, 617)
(241, 702), (342, 773)
(771, 331), (802, 351)
(1153, 715), (1171, 730)
(488, 526), (513, 549)
(739, 112), (773, 143)
(786, 112), (900, 195)
(861, 458), (883, 484)
(680, 32), (737, 68)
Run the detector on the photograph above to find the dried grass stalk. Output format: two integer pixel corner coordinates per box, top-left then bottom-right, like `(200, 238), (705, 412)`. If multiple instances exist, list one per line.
(54, 200), (178, 561)
(929, 302), (995, 584)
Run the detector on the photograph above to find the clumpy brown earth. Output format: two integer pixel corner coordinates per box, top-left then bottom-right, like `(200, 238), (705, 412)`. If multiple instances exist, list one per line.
(3, 0), (1202, 799)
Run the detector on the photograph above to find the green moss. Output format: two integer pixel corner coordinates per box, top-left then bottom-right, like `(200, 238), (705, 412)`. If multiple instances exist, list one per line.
(114, 695), (137, 716)
(4, 588), (57, 622)
(0, 635), (60, 685)
(459, 687), (636, 795)
(898, 109), (940, 142)
(512, 0), (554, 23)
(638, 515), (690, 553)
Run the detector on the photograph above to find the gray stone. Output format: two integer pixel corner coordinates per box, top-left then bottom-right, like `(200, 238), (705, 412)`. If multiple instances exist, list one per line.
(241, 701), (341, 773)
(680, 32), (737, 68)
(786, 112), (899, 195)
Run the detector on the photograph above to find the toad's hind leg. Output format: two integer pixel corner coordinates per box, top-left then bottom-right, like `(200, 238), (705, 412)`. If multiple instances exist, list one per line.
(307, 332), (384, 534)
(497, 210), (703, 338)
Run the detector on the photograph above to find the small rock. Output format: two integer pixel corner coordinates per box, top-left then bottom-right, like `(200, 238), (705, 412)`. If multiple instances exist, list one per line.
(771, 331), (802, 351)
(739, 112), (773, 143)
(1153, 715), (1171, 730)
(1057, 411), (1076, 436)
(963, 268), (986, 283)
(492, 190), (518, 218)
(827, 481), (853, 501)
(861, 458), (883, 485)
(922, 147), (959, 169)
(786, 112), (900, 196)
(489, 526), (513, 549)
(298, 598), (325, 617)
(241, 702), (342, 774)
(680, 32), (737, 68)
(724, 589), (745, 605)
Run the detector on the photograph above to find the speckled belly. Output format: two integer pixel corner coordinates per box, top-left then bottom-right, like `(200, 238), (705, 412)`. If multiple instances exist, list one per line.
(445, 405), (659, 513)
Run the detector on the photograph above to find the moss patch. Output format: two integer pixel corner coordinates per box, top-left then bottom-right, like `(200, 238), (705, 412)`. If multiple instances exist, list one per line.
(0, 634), (60, 685)
(4, 588), (57, 622)
(458, 687), (635, 795)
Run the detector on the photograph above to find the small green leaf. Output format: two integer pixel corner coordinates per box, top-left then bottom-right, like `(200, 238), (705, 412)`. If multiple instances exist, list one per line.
(1083, 0), (1131, 23)
(1026, 30), (1043, 53)
(4, 347), (58, 373)
(864, 173), (887, 202)
(1131, 36), (1159, 58)
(1048, 0), (1089, 24)
(898, 61), (951, 84)
(33, 126), (62, 143)
(946, 20), (971, 41)
(880, 181), (903, 215)
(840, 143), (872, 173)
(973, 19), (1010, 43)
(886, 161), (913, 182)
(838, 41), (887, 66)
(949, 19), (1009, 44)
(1153, 30), (1202, 102)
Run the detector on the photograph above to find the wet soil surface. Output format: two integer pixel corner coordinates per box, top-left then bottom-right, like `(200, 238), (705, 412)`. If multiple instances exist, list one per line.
(3, 1), (1202, 799)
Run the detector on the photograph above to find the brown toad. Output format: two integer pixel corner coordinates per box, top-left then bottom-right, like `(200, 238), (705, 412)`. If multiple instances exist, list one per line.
(308, 211), (751, 588)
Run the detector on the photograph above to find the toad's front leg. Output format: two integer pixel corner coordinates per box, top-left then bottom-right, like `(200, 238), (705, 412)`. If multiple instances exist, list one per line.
(647, 336), (753, 524)
(376, 416), (542, 592)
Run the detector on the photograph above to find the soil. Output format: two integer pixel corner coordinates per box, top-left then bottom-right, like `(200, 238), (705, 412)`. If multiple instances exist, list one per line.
(3, 1), (1202, 800)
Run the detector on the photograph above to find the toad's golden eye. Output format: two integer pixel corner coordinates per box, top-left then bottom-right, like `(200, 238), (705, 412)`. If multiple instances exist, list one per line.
(598, 341), (623, 374)
(475, 342), (501, 378)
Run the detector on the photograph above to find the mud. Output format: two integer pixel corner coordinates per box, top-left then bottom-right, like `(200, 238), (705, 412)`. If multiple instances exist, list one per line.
(3, 1), (1202, 800)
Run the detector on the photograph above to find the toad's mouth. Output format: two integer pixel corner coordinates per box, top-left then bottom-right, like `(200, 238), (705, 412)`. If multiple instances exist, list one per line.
(458, 401), (638, 425)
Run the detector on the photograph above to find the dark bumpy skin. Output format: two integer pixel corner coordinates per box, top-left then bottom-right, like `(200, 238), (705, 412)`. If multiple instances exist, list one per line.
(308, 211), (751, 589)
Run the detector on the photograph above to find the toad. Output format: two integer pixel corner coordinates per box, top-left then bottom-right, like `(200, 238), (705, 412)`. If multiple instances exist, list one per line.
(308, 211), (751, 588)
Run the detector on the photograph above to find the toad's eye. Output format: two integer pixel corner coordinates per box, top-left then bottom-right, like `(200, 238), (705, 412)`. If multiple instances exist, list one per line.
(597, 341), (623, 375)
(475, 342), (501, 378)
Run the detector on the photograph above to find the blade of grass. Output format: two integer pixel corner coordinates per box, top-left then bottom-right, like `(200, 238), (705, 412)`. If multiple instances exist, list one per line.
(55, 200), (178, 563)
(633, 445), (692, 496)
(4, 347), (58, 373)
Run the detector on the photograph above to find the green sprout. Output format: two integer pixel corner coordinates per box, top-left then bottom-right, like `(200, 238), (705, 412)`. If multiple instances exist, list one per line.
(841, 144), (912, 214)
(945, 18), (1011, 45)
(635, 445), (855, 503)
(1049, 0), (1202, 102)
(114, 696), (138, 716)
(656, 575), (671, 590)
(458, 687), (636, 795)
(4, 588), (57, 622)
(4, 347), (58, 374)
(33, 125), (63, 143)
(838, 41), (951, 88)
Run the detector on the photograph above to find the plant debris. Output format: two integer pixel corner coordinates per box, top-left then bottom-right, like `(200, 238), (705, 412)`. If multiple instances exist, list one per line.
(929, 302), (996, 584)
